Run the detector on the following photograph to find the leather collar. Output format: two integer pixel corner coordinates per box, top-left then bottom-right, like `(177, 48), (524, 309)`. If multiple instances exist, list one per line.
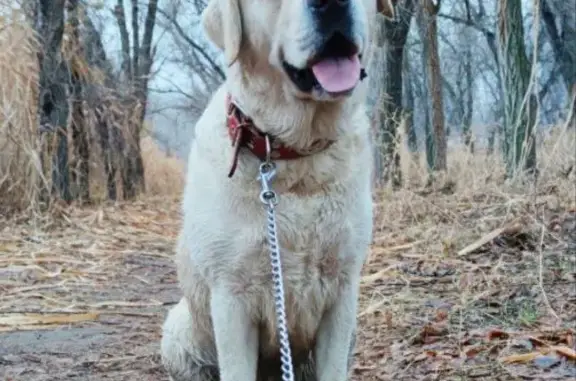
(226, 94), (334, 177)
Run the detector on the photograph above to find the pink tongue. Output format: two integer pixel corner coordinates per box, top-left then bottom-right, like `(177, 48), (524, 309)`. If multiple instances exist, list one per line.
(311, 55), (361, 93)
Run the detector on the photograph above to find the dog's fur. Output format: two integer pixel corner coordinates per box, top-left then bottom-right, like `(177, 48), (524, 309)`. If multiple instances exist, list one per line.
(160, 0), (394, 380)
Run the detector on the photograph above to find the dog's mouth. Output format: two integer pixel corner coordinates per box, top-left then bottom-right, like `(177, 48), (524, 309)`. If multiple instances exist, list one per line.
(282, 33), (362, 97)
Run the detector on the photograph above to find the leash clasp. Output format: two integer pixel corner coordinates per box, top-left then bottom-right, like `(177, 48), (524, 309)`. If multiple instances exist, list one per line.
(258, 135), (278, 206)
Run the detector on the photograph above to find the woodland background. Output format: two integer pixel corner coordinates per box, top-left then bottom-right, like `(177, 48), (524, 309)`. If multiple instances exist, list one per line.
(0, 1), (575, 380)
(0, 0), (574, 208)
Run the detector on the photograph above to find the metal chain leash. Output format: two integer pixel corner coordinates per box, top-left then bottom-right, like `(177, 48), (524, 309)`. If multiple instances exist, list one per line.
(257, 136), (295, 381)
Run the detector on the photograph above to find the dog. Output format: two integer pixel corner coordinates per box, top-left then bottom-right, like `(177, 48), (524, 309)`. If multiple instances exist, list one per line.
(160, 0), (395, 380)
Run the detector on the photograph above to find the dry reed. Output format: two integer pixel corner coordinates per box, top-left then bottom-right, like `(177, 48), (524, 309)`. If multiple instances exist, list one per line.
(0, 10), (185, 216)
(0, 12), (42, 215)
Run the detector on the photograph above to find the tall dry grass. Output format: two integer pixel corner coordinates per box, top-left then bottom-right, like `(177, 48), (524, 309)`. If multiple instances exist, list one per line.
(0, 13), (42, 215)
(394, 124), (575, 195)
(373, 123), (575, 265)
(0, 12), (185, 215)
(140, 136), (185, 198)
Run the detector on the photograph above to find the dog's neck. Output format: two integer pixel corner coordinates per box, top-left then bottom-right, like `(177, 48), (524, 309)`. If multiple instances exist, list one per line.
(224, 60), (363, 152)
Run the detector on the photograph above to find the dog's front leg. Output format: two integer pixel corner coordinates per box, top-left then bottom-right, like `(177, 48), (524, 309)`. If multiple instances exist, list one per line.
(210, 286), (259, 381)
(314, 279), (359, 381)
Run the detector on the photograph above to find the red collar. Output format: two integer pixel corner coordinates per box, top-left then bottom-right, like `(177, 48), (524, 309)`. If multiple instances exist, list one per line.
(226, 94), (334, 177)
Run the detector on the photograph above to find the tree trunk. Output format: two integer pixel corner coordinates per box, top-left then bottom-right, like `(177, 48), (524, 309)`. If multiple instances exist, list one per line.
(368, 21), (385, 186)
(421, 0), (447, 171)
(121, 120), (144, 200)
(541, 1), (576, 102)
(81, 14), (121, 200)
(415, 5), (435, 172)
(570, 85), (576, 129)
(95, 105), (118, 200)
(462, 0), (474, 152)
(68, 0), (90, 202)
(114, 0), (158, 199)
(379, 0), (415, 188)
(37, 0), (71, 203)
(487, 125), (497, 155)
(462, 40), (474, 153)
(497, 0), (537, 177)
(403, 54), (418, 155)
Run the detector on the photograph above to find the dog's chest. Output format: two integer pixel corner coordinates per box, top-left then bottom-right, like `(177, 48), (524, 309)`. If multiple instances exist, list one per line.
(236, 193), (355, 358)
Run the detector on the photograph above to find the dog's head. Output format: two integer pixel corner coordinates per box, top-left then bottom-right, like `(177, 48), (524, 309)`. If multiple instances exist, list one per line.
(202, 0), (395, 102)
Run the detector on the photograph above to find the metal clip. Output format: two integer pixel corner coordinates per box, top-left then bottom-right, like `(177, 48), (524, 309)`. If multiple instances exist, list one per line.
(258, 135), (278, 206)
(258, 161), (278, 205)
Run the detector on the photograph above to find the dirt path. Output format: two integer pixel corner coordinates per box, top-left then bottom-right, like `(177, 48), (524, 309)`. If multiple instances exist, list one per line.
(1, 196), (575, 380)
(1, 201), (180, 381)
(0, 249), (178, 380)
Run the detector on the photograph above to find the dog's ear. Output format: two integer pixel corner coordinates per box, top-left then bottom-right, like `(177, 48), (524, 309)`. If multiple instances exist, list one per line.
(376, 0), (395, 19)
(201, 0), (243, 66)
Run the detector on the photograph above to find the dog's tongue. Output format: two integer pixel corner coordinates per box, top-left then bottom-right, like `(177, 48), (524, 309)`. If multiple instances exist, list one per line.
(311, 55), (361, 93)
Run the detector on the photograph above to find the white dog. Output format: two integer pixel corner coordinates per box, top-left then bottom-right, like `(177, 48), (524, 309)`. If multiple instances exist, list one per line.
(160, 0), (395, 380)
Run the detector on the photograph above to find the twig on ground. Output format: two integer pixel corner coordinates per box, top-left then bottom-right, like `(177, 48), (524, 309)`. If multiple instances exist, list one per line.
(537, 224), (561, 323)
(457, 219), (524, 256)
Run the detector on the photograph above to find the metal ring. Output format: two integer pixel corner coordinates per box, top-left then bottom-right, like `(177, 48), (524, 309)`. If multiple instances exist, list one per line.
(259, 191), (278, 206)
(264, 134), (272, 164)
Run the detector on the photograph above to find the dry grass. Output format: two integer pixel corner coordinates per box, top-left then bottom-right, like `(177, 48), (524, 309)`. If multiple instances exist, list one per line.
(1, 124), (574, 380)
(0, 12), (42, 214)
(356, 126), (576, 380)
(140, 136), (185, 198)
(0, 11), (186, 215)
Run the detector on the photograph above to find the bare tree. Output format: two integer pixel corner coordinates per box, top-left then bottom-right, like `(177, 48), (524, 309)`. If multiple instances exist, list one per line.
(438, 0), (506, 140)
(36, 0), (71, 202)
(461, 0), (475, 152)
(81, 13), (125, 201)
(402, 48), (418, 156)
(540, 0), (576, 128)
(113, 0), (159, 199)
(154, 0), (224, 132)
(67, 0), (90, 202)
(410, 12), (435, 169)
(497, 0), (537, 176)
(376, 0), (416, 187)
(418, 0), (447, 171)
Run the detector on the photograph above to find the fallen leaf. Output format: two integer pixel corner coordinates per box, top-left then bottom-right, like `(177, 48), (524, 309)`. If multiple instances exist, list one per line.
(414, 350), (437, 362)
(567, 333), (574, 348)
(0, 312), (100, 329)
(463, 344), (485, 358)
(0, 243), (20, 252)
(487, 329), (510, 341)
(434, 310), (448, 322)
(551, 345), (576, 361)
(528, 336), (549, 347)
(500, 352), (540, 364)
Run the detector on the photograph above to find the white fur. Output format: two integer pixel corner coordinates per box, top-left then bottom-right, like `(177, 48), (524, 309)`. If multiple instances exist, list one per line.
(161, 0), (395, 380)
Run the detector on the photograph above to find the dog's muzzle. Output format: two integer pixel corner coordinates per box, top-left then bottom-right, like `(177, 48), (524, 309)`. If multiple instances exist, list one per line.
(282, 0), (365, 98)
(308, 0), (354, 39)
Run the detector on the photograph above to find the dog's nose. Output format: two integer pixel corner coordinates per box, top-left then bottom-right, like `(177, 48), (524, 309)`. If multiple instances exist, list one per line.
(308, 0), (352, 33)
(308, 0), (349, 11)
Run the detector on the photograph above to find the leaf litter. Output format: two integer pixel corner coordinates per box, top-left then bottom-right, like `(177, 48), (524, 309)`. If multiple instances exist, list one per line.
(0, 174), (575, 380)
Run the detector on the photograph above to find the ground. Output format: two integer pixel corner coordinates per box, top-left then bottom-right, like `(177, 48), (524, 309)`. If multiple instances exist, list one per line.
(1, 186), (575, 381)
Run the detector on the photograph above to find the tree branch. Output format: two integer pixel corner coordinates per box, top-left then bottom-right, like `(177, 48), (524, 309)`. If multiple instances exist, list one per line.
(140, 0), (158, 77)
(113, 0), (132, 80)
(131, 0), (140, 78)
(156, 6), (225, 80)
(438, 12), (499, 67)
